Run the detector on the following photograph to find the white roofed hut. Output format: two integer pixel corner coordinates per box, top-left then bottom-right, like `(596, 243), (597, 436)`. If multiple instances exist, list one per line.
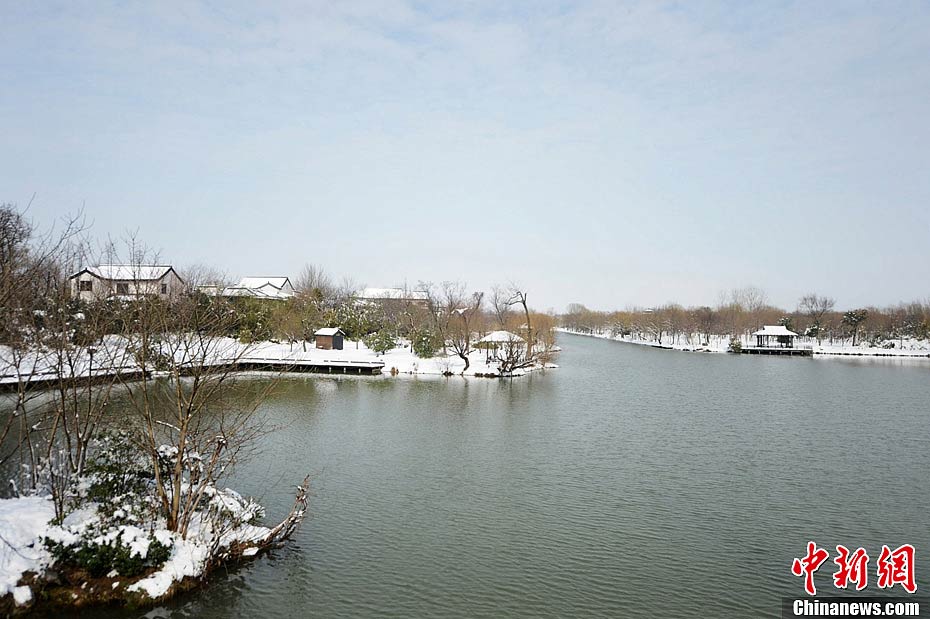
(751, 325), (799, 349)
(314, 327), (345, 350)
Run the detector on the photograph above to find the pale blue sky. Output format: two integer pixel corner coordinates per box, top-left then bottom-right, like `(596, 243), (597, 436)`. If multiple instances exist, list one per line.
(2, 1), (929, 311)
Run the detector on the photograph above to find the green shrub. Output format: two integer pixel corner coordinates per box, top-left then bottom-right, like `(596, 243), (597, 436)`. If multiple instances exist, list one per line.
(44, 432), (170, 578)
(363, 329), (396, 355)
(82, 432), (155, 521)
(728, 338), (742, 353)
(46, 531), (171, 578)
(411, 329), (440, 358)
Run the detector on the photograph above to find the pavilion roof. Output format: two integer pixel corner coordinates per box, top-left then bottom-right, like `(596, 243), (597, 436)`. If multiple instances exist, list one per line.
(752, 325), (798, 337)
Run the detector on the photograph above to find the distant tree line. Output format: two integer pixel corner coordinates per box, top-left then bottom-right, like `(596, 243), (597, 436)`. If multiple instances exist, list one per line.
(561, 286), (930, 348)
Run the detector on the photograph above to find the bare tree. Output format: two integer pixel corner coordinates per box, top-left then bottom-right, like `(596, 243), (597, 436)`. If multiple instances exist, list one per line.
(336, 275), (360, 304)
(732, 286), (768, 313)
(295, 263), (335, 300)
(0, 201), (96, 521)
(422, 282), (484, 372)
(446, 286), (484, 374)
(798, 293), (835, 344)
(35, 280), (132, 521)
(119, 286), (278, 536)
(489, 285), (514, 330)
(505, 284), (533, 353)
(1, 202), (86, 334)
(421, 281), (450, 355)
(179, 263), (231, 292)
(494, 332), (532, 375)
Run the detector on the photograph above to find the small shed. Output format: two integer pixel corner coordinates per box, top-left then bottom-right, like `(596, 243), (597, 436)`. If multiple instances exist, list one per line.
(314, 327), (345, 350)
(752, 325), (798, 348)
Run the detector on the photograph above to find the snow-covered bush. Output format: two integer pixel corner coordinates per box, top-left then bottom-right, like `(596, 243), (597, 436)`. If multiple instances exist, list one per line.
(44, 525), (172, 578)
(411, 329), (440, 358)
(201, 486), (265, 527)
(42, 432), (170, 578)
(81, 432), (154, 511)
(38, 429), (277, 587)
(363, 329), (396, 355)
(727, 337), (742, 353)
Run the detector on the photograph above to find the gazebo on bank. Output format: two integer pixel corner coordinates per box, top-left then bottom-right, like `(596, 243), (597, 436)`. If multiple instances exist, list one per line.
(751, 325), (798, 349)
(474, 330), (525, 362)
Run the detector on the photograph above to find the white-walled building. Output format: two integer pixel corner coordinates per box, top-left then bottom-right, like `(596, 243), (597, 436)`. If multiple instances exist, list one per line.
(69, 265), (185, 302)
(200, 277), (296, 300)
(356, 287), (428, 306)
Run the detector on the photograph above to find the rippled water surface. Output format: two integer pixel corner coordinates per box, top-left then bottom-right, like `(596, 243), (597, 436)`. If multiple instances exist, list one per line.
(101, 334), (930, 618)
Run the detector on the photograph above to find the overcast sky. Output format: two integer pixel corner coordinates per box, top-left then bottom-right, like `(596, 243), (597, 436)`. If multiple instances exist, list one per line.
(2, 1), (929, 312)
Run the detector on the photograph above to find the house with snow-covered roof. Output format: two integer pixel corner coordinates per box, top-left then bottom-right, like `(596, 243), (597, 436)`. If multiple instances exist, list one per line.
(356, 287), (429, 307)
(212, 277), (296, 300)
(69, 265), (184, 302)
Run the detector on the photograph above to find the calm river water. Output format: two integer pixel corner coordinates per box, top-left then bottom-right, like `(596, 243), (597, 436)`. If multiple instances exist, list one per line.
(95, 333), (929, 617)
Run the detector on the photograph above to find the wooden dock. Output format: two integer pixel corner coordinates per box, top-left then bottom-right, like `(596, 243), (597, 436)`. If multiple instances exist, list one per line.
(0, 369), (148, 393)
(740, 347), (813, 356)
(0, 357), (385, 392)
(234, 356), (385, 375)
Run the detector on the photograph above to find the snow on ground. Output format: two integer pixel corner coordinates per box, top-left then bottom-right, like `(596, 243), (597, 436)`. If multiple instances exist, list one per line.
(0, 496), (54, 605)
(810, 340), (930, 357)
(0, 334), (139, 386)
(2, 336), (550, 385)
(558, 328), (930, 359)
(127, 510), (276, 600)
(0, 491), (280, 604)
(249, 339), (541, 376)
(126, 536), (209, 599)
(557, 328), (731, 353)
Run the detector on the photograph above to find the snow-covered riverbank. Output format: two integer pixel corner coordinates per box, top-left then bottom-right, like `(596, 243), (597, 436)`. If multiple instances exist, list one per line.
(1, 337), (556, 390)
(248, 339), (555, 377)
(557, 328), (930, 359)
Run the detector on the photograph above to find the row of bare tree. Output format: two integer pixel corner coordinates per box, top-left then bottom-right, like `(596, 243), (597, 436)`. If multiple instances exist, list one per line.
(187, 260), (558, 372)
(562, 287), (930, 348)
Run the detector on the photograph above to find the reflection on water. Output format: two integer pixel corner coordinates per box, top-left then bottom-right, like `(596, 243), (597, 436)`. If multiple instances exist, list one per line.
(56, 335), (930, 618)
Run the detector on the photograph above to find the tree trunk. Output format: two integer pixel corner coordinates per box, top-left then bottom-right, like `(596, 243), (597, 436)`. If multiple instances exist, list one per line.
(522, 303), (532, 360)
